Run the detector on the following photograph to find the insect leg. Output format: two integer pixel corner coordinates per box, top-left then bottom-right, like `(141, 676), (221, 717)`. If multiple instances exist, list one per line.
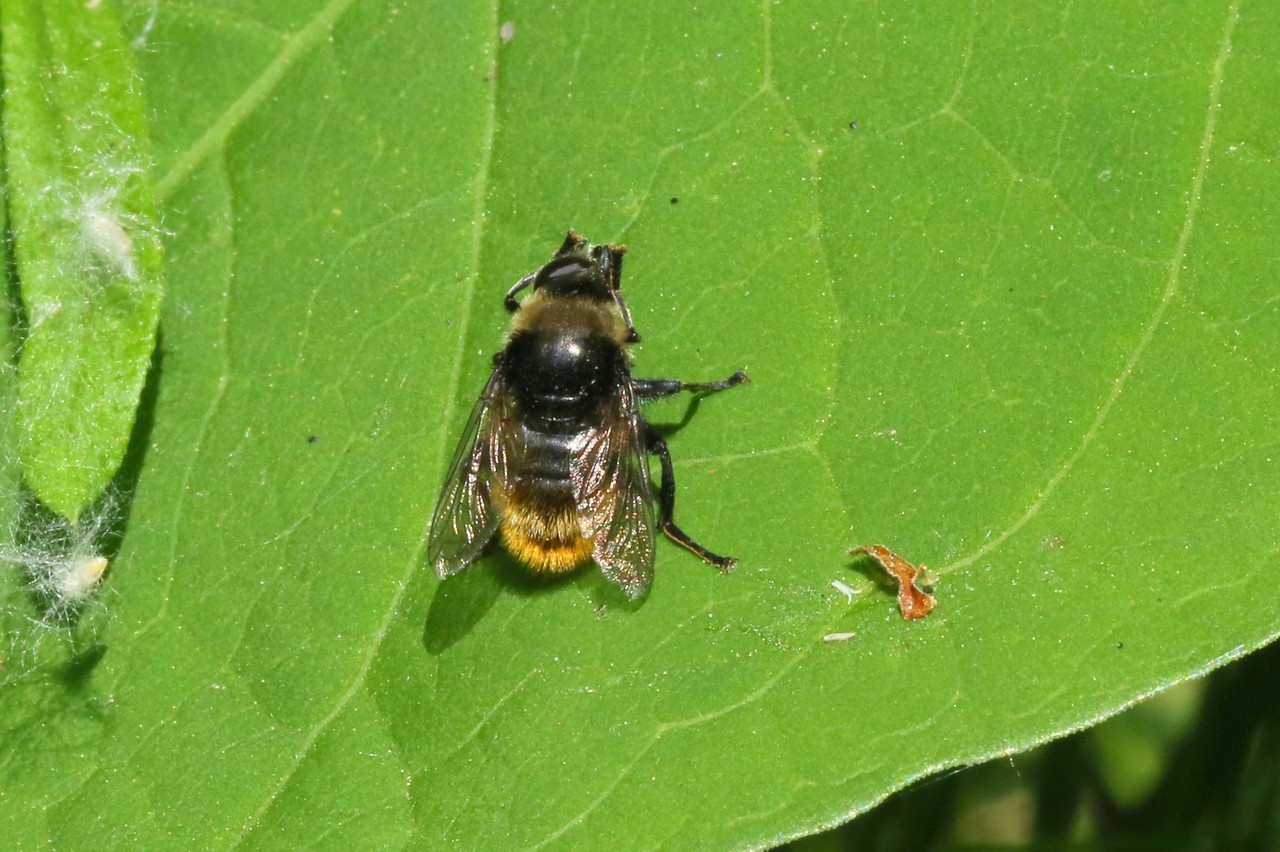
(645, 424), (736, 571)
(590, 243), (639, 342)
(503, 270), (539, 312)
(633, 370), (748, 402)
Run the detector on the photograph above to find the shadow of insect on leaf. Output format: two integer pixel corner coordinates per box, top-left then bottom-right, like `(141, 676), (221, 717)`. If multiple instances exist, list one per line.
(645, 389), (721, 437)
(423, 531), (652, 654)
(422, 555), (505, 655)
(423, 547), (586, 653)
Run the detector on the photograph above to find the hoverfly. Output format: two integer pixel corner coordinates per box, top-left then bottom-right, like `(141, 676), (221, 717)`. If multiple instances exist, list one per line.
(427, 230), (747, 598)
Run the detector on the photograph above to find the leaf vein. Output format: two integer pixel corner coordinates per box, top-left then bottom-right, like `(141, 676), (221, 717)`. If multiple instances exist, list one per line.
(154, 0), (362, 202)
(942, 0), (1240, 574)
(229, 1), (504, 841)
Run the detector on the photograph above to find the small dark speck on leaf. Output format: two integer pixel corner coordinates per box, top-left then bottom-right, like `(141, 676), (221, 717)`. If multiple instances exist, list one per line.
(670, 197), (679, 205)
(307, 435), (318, 444)
(847, 120), (858, 130)
(1117, 642), (1125, 650)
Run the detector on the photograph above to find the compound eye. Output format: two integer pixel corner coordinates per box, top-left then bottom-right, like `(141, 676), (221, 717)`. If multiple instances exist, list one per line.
(535, 257), (594, 291)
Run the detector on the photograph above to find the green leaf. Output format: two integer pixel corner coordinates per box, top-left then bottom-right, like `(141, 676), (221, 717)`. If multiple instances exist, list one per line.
(3, 1), (1279, 848)
(0, 0), (164, 520)
(1, 152), (27, 643)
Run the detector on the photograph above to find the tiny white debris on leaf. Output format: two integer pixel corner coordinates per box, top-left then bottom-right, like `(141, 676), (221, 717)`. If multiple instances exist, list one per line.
(831, 579), (859, 602)
(131, 1), (159, 48)
(54, 555), (109, 603)
(1, 490), (121, 626)
(823, 632), (857, 642)
(500, 21), (516, 43)
(81, 206), (139, 280)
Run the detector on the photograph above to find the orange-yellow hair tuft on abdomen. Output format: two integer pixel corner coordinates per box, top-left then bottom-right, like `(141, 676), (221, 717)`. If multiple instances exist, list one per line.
(498, 491), (593, 573)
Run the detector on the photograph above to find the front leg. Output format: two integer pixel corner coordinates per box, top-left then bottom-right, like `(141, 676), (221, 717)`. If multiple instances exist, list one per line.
(633, 370), (748, 402)
(503, 270), (539, 312)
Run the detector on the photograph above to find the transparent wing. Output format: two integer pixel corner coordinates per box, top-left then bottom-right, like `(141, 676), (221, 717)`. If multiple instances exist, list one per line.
(427, 372), (512, 578)
(571, 379), (656, 598)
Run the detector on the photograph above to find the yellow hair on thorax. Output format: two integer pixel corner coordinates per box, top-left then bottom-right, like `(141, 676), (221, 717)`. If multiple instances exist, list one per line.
(510, 290), (630, 347)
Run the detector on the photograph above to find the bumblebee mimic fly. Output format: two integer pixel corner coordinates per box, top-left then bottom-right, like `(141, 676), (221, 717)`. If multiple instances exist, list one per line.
(428, 230), (747, 598)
